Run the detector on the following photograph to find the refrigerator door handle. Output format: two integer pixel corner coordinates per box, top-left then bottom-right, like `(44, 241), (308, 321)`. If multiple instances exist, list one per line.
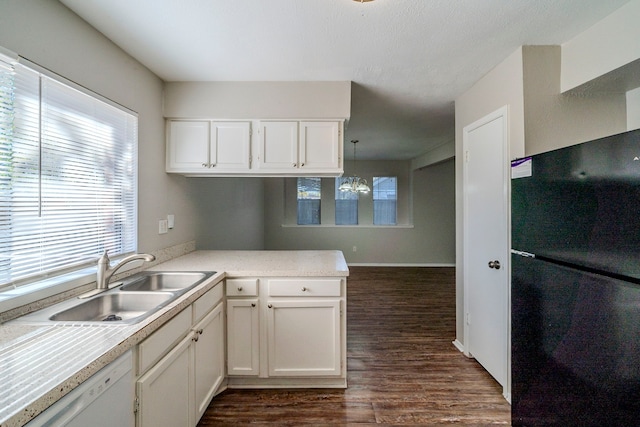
(511, 249), (535, 258)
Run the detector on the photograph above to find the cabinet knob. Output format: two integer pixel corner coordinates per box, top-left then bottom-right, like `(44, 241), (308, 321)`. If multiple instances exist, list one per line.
(301, 287), (307, 292)
(197, 329), (203, 335)
(192, 335), (199, 342)
(237, 286), (243, 292)
(293, 163), (297, 167)
(210, 163), (216, 168)
(300, 163), (305, 167)
(251, 303), (256, 307)
(268, 304), (273, 308)
(201, 163), (208, 168)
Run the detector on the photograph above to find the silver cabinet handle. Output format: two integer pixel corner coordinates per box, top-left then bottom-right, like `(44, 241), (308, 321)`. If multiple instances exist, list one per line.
(201, 163), (208, 168)
(300, 163), (305, 167)
(488, 260), (501, 270)
(251, 303), (256, 307)
(197, 329), (203, 335)
(293, 163), (297, 167)
(237, 286), (243, 291)
(268, 304), (273, 308)
(301, 287), (307, 292)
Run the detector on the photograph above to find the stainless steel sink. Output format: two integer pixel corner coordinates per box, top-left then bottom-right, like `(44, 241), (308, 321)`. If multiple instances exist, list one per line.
(12, 270), (215, 325)
(119, 272), (210, 294)
(48, 292), (174, 323)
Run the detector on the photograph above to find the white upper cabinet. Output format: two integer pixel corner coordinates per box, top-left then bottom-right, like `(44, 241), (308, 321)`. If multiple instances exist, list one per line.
(299, 121), (341, 171)
(166, 120), (251, 173)
(258, 121), (299, 170)
(166, 121), (210, 172)
(211, 122), (251, 170)
(167, 119), (343, 177)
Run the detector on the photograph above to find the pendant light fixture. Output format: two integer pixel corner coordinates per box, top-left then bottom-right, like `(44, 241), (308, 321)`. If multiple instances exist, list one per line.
(339, 140), (371, 194)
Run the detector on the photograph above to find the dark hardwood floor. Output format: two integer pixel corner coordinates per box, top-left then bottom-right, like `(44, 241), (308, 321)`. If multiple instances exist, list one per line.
(198, 267), (511, 425)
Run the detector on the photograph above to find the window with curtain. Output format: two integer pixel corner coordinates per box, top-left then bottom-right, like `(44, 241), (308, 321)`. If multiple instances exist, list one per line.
(335, 179), (358, 225)
(297, 177), (321, 225)
(0, 59), (138, 289)
(373, 176), (397, 225)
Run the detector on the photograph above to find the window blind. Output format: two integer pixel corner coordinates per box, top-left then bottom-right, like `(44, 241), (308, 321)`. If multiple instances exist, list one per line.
(0, 59), (137, 289)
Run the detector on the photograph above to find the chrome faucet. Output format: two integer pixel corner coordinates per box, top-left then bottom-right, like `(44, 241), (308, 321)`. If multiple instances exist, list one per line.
(96, 250), (156, 290)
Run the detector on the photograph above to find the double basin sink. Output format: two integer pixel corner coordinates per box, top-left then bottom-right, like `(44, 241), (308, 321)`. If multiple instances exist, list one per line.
(19, 271), (214, 325)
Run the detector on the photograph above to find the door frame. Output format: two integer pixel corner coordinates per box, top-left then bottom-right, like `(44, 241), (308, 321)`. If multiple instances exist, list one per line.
(462, 105), (511, 400)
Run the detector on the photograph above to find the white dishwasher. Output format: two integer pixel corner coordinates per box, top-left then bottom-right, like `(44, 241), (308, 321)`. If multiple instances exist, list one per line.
(26, 351), (133, 427)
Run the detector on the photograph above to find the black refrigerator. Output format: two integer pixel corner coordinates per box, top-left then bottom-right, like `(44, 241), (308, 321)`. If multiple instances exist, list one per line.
(511, 129), (640, 426)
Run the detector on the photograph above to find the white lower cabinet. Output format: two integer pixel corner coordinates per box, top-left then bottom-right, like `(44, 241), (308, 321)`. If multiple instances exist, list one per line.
(194, 302), (225, 420)
(267, 299), (341, 376)
(135, 282), (224, 427)
(136, 333), (193, 427)
(226, 277), (346, 387)
(226, 298), (260, 375)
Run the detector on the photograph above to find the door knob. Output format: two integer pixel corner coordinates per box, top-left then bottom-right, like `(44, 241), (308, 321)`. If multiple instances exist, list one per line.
(488, 260), (501, 269)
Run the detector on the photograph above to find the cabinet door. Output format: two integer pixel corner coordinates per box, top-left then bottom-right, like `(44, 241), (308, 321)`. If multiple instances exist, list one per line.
(166, 120), (210, 172)
(210, 121), (251, 170)
(227, 298), (260, 375)
(267, 299), (341, 376)
(299, 121), (341, 171)
(193, 302), (225, 422)
(258, 121), (298, 170)
(136, 334), (193, 427)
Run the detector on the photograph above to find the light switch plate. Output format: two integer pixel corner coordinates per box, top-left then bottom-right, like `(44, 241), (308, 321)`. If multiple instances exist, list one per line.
(159, 219), (168, 234)
(167, 214), (175, 229)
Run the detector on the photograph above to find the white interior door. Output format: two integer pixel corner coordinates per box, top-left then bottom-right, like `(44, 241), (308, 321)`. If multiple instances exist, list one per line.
(463, 106), (509, 391)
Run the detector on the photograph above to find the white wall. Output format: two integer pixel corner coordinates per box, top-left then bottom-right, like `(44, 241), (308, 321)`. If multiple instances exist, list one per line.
(561, 0), (640, 92)
(263, 159), (455, 265)
(0, 0), (198, 253)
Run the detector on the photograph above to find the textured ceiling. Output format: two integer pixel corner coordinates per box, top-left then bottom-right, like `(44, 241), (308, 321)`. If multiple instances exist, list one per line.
(59, 0), (629, 160)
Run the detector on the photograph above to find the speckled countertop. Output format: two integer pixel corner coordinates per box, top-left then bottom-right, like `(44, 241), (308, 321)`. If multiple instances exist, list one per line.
(149, 250), (349, 277)
(0, 250), (347, 427)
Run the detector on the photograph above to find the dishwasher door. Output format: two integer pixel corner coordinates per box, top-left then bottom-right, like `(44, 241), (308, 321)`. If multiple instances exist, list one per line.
(26, 351), (133, 427)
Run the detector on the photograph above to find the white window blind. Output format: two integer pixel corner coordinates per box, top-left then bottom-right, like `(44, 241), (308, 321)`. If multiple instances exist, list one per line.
(0, 60), (138, 289)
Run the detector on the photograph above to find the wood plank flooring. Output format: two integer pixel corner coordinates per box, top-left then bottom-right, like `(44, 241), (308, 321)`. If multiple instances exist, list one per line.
(197, 267), (511, 425)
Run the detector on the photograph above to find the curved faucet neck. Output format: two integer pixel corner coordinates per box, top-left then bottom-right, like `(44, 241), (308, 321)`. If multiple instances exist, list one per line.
(96, 250), (156, 290)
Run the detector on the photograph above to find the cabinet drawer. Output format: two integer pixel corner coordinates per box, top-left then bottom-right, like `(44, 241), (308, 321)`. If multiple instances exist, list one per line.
(138, 306), (192, 375)
(226, 278), (258, 296)
(193, 281), (223, 322)
(268, 279), (342, 297)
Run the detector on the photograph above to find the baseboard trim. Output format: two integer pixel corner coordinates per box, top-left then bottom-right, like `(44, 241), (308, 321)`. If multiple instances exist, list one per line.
(452, 339), (465, 353)
(348, 263), (456, 267)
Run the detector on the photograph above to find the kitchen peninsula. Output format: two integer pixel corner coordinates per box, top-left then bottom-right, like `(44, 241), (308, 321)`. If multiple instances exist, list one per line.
(0, 250), (348, 427)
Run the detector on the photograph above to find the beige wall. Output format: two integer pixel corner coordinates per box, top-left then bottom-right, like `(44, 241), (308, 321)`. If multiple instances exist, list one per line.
(561, 0), (640, 92)
(454, 47), (525, 347)
(164, 81), (351, 119)
(0, 0), (198, 253)
(190, 178), (265, 250)
(264, 159), (455, 265)
(455, 42), (632, 348)
(523, 45), (626, 155)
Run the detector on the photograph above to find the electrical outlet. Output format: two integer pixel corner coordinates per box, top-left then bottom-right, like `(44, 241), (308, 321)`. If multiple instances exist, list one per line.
(159, 219), (168, 234)
(352, 246), (357, 252)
